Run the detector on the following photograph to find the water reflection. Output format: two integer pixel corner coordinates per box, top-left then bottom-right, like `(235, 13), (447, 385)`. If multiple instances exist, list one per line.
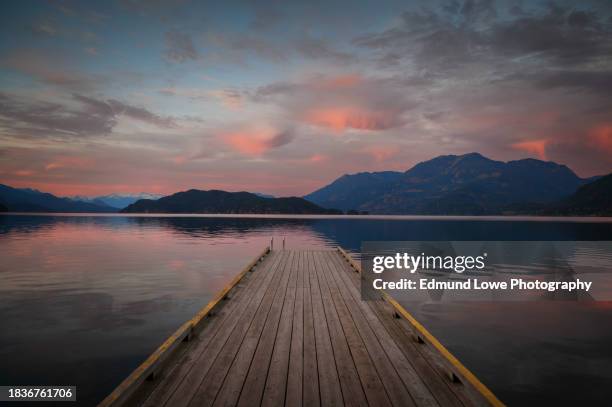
(1, 214), (612, 405)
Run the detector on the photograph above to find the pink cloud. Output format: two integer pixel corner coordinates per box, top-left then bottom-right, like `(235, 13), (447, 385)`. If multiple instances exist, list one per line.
(302, 107), (400, 131)
(361, 145), (399, 162)
(256, 73), (410, 133)
(14, 170), (35, 176)
(511, 139), (549, 160)
(45, 156), (95, 171)
(308, 154), (327, 163)
(589, 124), (612, 152)
(225, 132), (270, 155)
(222, 128), (294, 156)
(312, 74), (362, 90)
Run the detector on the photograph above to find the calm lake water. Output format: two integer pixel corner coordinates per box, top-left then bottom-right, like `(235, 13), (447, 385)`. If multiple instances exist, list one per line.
(1, 214), (612, 406)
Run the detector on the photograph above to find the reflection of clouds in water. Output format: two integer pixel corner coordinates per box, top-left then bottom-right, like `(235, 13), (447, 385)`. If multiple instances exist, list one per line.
(0, 215), (612, 405)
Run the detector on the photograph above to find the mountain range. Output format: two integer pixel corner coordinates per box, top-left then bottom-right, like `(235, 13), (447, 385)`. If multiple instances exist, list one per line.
(121, 189), (340, 214)
(1, 153), (610, 215)
(68, 193), (163, 209)
(0, 184), (115, 213)
(304, 153), (602, 215)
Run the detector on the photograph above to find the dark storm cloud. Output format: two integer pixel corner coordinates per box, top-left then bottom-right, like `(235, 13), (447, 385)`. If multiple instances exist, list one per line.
(355, 2), (612, 71)
(517, 70), (612, 94)
(0, 92), (116, 138)
(489, 7), (612, 64)
(73, 95), (177, 128)
(164, 30), (198, 63)
(0, 93), (176, 139)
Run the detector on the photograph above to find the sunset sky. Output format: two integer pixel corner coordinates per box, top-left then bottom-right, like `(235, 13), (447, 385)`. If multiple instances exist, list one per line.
(1, 0), (611, 197)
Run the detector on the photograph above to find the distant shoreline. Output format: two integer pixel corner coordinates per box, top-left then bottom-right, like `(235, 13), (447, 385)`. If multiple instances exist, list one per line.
(3, 212), (612, 223)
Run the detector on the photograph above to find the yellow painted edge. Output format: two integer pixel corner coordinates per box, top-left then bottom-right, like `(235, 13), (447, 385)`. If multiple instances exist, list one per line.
(336, 246), (505, 407)
(98, 246), (271, 407)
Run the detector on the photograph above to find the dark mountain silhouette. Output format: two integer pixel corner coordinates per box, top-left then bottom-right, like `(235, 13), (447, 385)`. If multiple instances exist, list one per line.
(121, 189), (341, 214)
(0, 201), (7, 212)
(0, 184), (115, 213)
(304, 171), (403, 212)
(4, 153), (609, 215)
(304, 153), (598, 214)
(545, 173), (612, 216)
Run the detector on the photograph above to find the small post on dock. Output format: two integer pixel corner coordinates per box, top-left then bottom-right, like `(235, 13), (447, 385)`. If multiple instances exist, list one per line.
(282, 237), (285, 251)
(270, 238), (274, 251)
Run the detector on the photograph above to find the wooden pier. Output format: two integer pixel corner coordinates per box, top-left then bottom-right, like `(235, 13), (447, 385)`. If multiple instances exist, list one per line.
(99, 248), (503, 407)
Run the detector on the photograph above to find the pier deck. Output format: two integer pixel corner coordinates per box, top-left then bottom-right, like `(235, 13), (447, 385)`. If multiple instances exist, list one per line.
(100, 248), (502, 407)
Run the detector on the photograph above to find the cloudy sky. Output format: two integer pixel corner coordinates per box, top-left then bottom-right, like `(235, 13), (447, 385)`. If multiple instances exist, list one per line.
(1, 0), (611, 197)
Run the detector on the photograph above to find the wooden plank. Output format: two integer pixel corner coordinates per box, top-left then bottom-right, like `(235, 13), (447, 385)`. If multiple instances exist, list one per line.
(140, 251), (279, 407)
(326, 251), (416, 407)
(193, 251), (293, 407)
(233, 251), (295, 407)
(380, 293), (501, 407)
(162, 250), (286, 407)
(324, 252), (419, 407)
(367, 298), (469, 407)
(330, 256), (463, 406)
(330, 252), (471, 405)
(261, 250), (300, 407)
(302, 251), (321, 407)
(318, 252), (392, 407)
(308, 251), (344, 406)
(335, 248), (504, 407)
(312, 252), (368, 407)
(99, 247), (271, 407)
(285, 251), (304, 407)
(329, 251), (441, 407)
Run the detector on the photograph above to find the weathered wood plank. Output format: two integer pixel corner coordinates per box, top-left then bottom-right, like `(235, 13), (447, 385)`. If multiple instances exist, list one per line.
(164, 251), (286, 407)
(329, 251), (441, 407)
(367, 297), (468, 407)
(302, 251), (321, 407)
(261, 250), (299, 407)
(285, 251), (304, 407)
(324, 251), (420, 407)
(312, 252), (368, 407)
(232, 251), (295, 407)
(318, 252), (392, 407)
(335, 248), (502, 407)
(309, 251), (344, 406)
(329, 253), (469, 405)
(141, 251), (279, 407)
(195, 251), (293, 407)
